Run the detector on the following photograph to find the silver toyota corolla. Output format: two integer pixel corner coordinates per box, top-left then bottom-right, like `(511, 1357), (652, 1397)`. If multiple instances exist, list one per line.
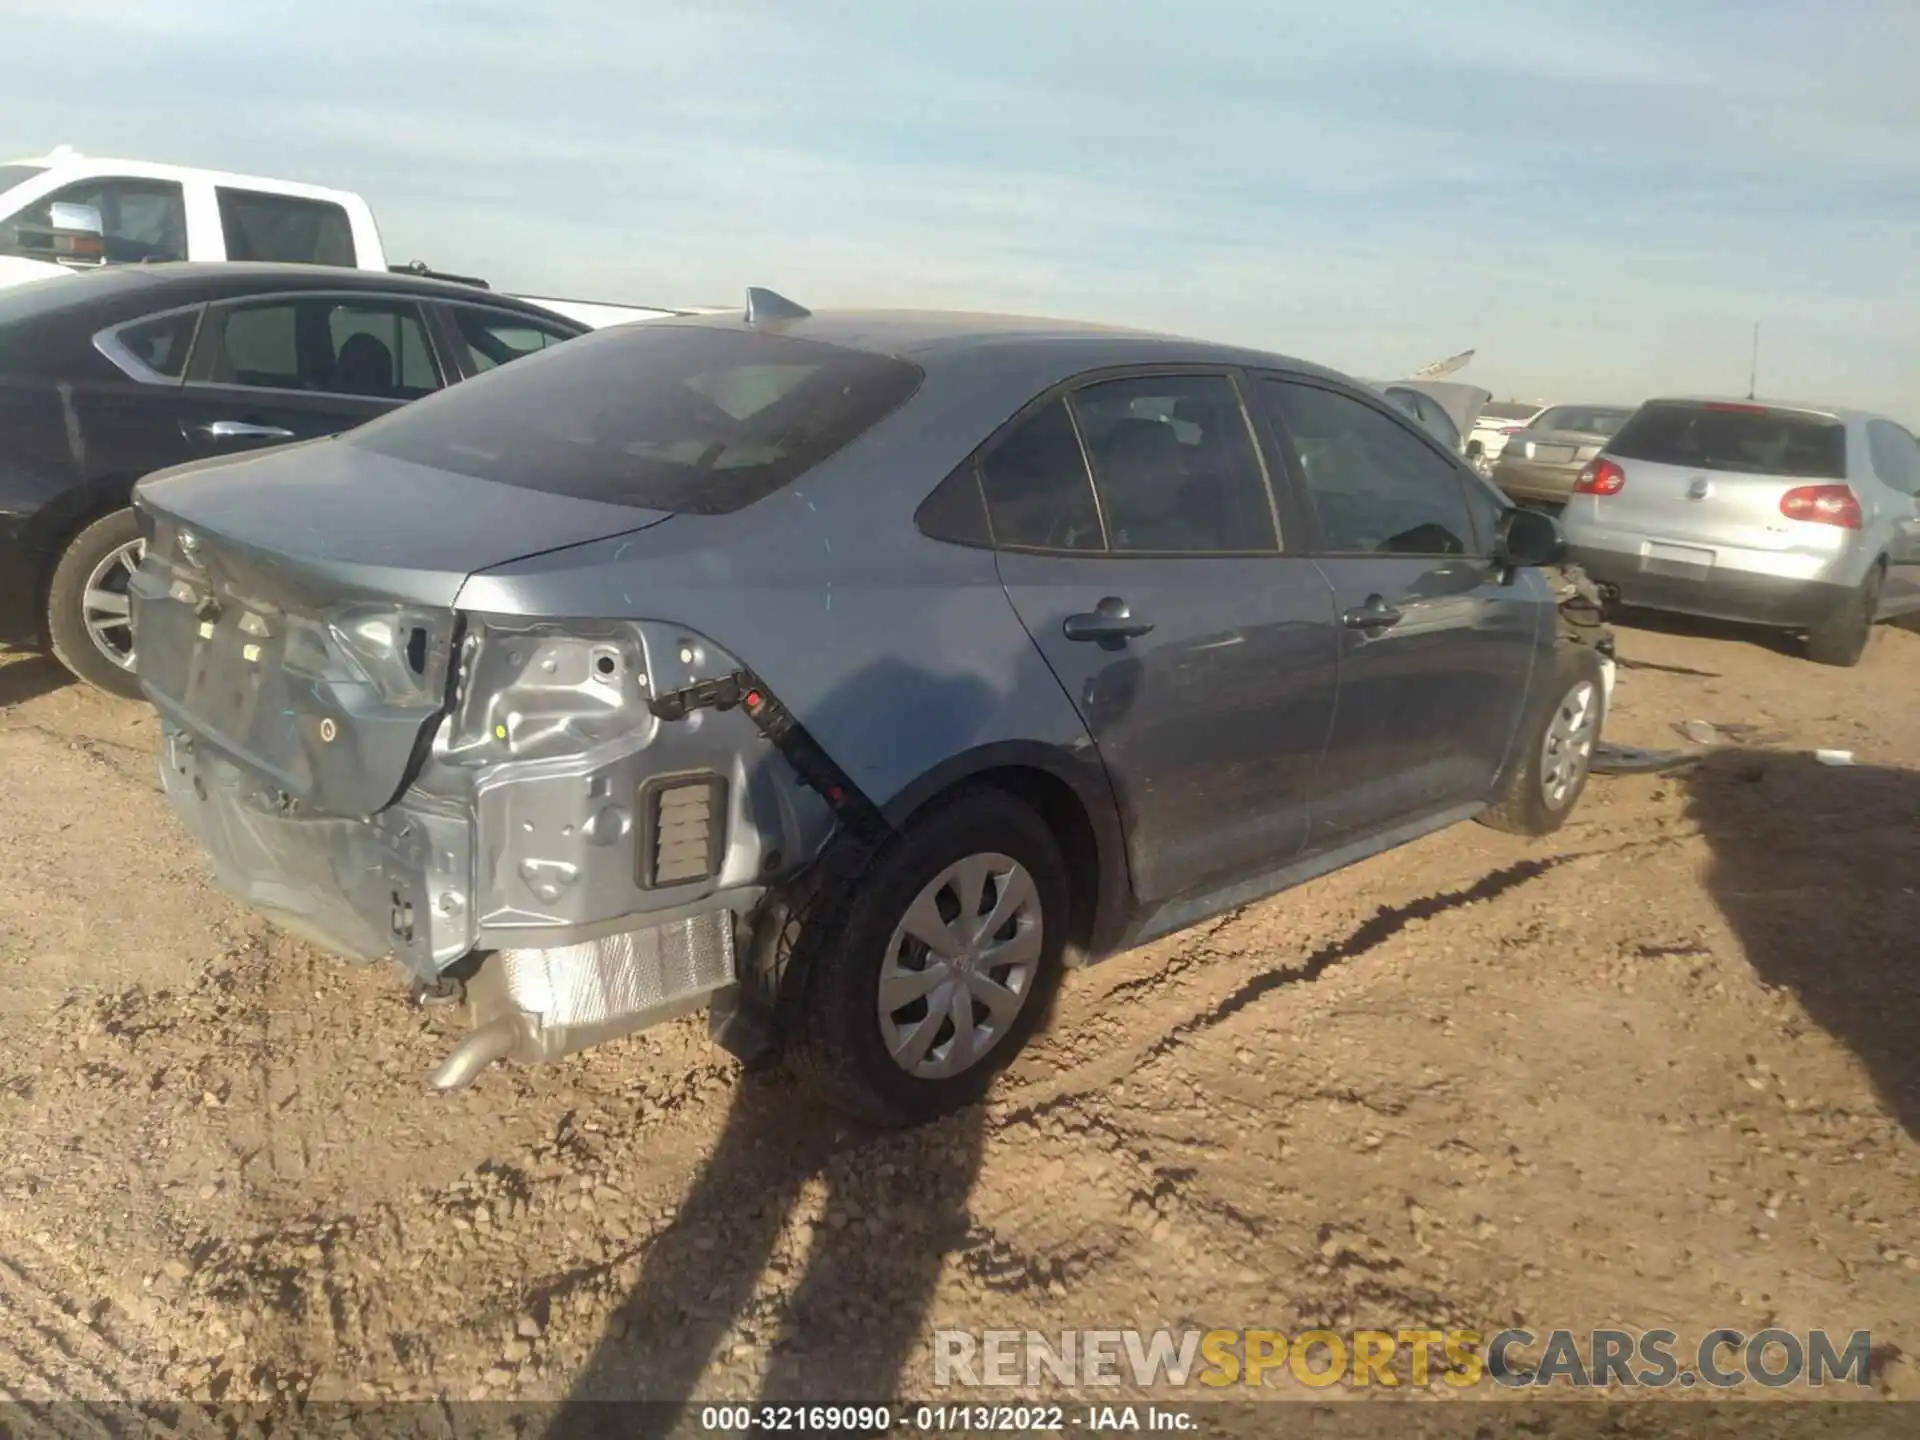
(129, 290), (1605, 1125)
(1561, 397), (1920, 665)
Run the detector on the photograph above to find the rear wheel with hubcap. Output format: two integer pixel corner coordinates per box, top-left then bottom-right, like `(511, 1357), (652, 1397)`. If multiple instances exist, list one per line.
(45, 507), (147, 699)
(784, 786), (1069, 1126)
(1804, 563), (1883, 668)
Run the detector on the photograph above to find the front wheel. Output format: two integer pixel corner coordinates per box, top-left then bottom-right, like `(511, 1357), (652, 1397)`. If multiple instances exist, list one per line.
(1477, 644), (1606, 837)
(45, 508), (147, 699)
(784, 786), (1070, 1127)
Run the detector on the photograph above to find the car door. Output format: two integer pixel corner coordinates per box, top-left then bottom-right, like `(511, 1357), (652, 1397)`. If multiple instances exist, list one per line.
(985, 370), (1341, 907)
(1254, 374), (1542, 852)
(172, 292), (444, 457)
(1864, 419), (1920, 613)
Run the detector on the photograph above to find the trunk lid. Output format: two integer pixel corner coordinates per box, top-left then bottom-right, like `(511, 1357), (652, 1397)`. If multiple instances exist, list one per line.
(1505, 427), (1611, 467)
(130, 439), (671, 818)
(1597, 401), (1850, 551)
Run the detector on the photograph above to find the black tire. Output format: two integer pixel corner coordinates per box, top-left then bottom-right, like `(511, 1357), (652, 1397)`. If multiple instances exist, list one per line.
(1804, 563), (1883, 668)
(45, 508), (146, 699)
(1477, 643), (1607, 838)
(783, 786), (1070, 1127)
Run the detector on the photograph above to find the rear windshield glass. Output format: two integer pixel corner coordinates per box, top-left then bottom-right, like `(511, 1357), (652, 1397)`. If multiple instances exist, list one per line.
(1608, 402), (1846, 480)
(347, 323), (924, 513)
(1533, 406), (1633, 436)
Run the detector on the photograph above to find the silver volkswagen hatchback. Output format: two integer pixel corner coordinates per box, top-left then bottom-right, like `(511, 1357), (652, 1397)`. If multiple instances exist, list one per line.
(129, 292), (1604, 1124)
(1560, 397), (1920, 665)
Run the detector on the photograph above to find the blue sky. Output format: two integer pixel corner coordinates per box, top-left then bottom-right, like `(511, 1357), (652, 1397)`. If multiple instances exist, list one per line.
(6, 0), (1917, 415)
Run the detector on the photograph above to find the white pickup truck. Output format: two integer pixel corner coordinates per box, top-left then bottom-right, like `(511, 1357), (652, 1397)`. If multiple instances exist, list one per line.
(0, 147), (702, 326)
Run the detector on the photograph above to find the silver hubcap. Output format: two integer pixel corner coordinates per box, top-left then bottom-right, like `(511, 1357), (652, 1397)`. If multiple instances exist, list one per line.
(82, 538), (146, 671)
(877, 851), (1043, 1081)
(1540, 679), (1599, 810)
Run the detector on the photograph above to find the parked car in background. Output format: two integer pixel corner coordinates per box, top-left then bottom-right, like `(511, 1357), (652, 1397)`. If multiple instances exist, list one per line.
(0, 146), (692, 327)
(1472, 400), (1549, 462)
(1373, 379), (1495, 474)
(0, 261), (588, 695)
(130, 291), (1602, 1125)
(1492, 404), (1637, 507)
(1563, 397), (1920, 666)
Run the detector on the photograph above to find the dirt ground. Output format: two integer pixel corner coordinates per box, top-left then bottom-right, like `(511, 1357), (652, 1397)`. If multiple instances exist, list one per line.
(1, 615), (1916, 1430)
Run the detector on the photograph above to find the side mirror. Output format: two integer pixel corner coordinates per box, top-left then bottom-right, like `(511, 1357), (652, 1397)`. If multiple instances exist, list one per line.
(43, 201), (106, 264)
(47, 201), (104, 237)
(1494, 506), (1565, 570)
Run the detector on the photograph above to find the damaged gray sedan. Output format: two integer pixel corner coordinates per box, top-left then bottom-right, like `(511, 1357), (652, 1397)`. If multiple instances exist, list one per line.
(129, 289), (1602, 1125)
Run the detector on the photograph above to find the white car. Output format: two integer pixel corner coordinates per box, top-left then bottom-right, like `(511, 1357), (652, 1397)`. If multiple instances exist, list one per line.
(0, 146), (695, 327)
(1472, 401), (1551, 462)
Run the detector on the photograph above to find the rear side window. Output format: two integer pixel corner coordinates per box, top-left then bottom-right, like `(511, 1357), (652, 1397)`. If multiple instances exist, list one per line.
(1069, 373), (1277, 553)
(345, 323), (923, 513)
(216, 187), (356, 266)
(1866, 420), (1919, 496)
(197, 297), (441, 399)
(1609, 402), (1846, 480)
(105, 308), (201, 380)
(978, 397), (1104, 551)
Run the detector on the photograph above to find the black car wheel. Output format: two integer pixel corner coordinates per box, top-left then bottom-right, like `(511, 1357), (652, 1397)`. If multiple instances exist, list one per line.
(1477, 644), (1606, 838)
(1804, 562), (1882, 669)
(784, 785), (1069, 1127)
(45, 508), (147, 700)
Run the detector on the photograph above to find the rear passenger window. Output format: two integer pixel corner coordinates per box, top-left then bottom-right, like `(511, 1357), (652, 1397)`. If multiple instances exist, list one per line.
(978, 397), (1104, 551)
(215, 188), (356, 267)
(1263, 380), (1477, 557)
(1068, 373), (1277, 553)
(198, 297), (441, 399)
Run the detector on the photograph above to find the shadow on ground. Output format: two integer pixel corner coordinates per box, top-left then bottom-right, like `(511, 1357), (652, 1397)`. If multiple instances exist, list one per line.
(1611, 606), (1801, 658)
(555, 1075), (985, 1435)
(546, 654), (1025, 1437)
(1686, 750), (1920, 1139)
(0, 653), (72, 710)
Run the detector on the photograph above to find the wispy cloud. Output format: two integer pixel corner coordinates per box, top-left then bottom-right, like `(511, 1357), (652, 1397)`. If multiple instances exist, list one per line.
(3, 0), (1915, 414)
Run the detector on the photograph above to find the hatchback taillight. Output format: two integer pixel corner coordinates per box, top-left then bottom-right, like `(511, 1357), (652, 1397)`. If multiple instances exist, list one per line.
(1573, 458), (1626, 496)
(1779, 485), (1862, 529)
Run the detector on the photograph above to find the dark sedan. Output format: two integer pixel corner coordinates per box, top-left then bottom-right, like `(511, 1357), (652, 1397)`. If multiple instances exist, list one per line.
(0, 262), (587, 694)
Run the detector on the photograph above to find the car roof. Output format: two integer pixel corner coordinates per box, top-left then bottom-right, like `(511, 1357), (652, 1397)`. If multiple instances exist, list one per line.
(0, 262), (588, 327)
(1639, 395), (1888, 426)
(657, 307), (1351, 382)
(3, 149), (364, 208)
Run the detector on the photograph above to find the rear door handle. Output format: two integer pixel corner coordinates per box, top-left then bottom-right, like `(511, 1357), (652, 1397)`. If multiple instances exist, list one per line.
(193, 419), (296, 441)
(1341, 595), (1404, 632)
(1063, 597), (1155, 646)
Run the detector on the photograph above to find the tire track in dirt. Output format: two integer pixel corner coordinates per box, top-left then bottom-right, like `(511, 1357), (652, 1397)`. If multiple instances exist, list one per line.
(0, 1238), (182, 1413)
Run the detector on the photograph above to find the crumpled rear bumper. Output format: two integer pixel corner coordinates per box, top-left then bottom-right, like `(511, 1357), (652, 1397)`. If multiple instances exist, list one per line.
(159, 722), (476, 979)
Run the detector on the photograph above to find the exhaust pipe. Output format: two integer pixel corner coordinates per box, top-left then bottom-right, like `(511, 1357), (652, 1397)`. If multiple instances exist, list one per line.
(424, 914), (738, 1090)
(428, 1016), (520, 1092)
